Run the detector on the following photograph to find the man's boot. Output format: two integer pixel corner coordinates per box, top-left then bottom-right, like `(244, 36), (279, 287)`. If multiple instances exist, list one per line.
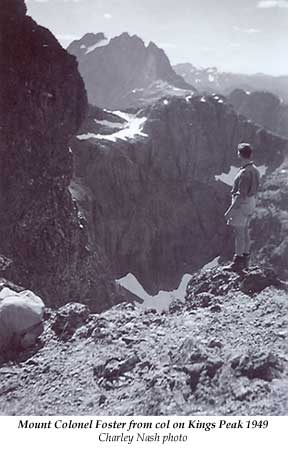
(223, 255), (245, 272)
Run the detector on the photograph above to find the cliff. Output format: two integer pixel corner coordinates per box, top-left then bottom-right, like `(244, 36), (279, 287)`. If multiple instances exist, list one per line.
(0, 0), (119, 312)
(251, 157), (288, 278)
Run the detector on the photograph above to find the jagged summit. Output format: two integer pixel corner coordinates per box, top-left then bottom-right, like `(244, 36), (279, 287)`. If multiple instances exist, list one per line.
(77, 31), (107, 48)
(67, 32), (195, 109)
(80, 31), (106, 44)
(115, 31), (144, 43)
(67, 32), (109, 60)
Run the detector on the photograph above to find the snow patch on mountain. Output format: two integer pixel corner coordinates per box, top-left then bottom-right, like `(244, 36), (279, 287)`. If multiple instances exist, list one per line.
(77, 111), (148, 142)
(116, 272), (192, 312)
(94, 119), (124, 129)
(201, 256), (220, 271)
(85, 37), (110, 54)
(116, 258), (228, 311)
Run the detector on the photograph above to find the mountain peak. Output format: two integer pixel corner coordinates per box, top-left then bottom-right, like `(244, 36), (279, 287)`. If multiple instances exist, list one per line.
(109, 32), (146, 50)
(68, 32), (195, 109)
(147, 41), (158, 50)
(67, 32), (109, 58)
(80, 32), (106, 46)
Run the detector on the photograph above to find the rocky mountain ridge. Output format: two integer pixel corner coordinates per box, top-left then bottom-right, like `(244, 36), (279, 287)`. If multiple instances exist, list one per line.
(174, 63), (288, 102)
(228, 89), (288, 139)
(1, 267), (287, 415)
(67, 32), (195, 109)
(251, 157), (288, 280)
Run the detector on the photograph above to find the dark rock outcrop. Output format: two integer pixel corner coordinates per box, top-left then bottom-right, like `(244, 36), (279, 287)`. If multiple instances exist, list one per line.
(67, 32), (195, 109)
(185, 266), (284, 302)
(228, 89), (288, 138)
(71, 95), (287, 294)
(0, 0), (119, 312)
(50, 303), (90, 339)
(231, 351), (283, 382)
(239, 268), (282, 295)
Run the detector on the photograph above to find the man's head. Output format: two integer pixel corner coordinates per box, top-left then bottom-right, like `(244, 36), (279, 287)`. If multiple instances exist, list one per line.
(237, 142), (253, 160)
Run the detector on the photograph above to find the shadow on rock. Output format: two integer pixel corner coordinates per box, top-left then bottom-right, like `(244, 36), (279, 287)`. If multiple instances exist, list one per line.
(50, 302), (90, 340)
(0, 339), (44, 366)
(231, 351), (284, 382)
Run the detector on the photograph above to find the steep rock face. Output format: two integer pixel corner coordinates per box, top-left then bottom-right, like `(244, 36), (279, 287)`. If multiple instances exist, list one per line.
(71, 96), (287, 294)
(174, 63), (288, 102)
(67, 32), (195, 109)
(228, 89), (288, 138)
(251, 158), (288, 279)
(0, 0), (119, 312)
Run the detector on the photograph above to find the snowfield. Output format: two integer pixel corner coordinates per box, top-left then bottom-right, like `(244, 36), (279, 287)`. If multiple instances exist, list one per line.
(116, 273), (193, 312)
(77, 111), (148, 142)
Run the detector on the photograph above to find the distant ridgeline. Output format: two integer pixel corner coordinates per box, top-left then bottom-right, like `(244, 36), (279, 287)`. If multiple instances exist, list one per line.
(68, 33), (288, 138)
(174, 63), (288, 104)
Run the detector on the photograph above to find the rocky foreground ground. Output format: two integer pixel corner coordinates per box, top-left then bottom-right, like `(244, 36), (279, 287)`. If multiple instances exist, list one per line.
(0, 267), (287, 416)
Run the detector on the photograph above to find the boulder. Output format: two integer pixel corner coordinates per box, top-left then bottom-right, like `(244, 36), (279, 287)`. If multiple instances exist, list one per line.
(0, 288), (45, 352)
(50, 303), (90, 339)
(239, 268), (282, 295)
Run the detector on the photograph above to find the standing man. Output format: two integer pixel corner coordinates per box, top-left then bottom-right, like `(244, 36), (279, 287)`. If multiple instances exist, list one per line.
(224, 143), (260, 272)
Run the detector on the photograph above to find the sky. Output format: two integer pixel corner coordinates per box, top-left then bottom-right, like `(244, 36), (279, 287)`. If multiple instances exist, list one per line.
(25, 0), (288, 75)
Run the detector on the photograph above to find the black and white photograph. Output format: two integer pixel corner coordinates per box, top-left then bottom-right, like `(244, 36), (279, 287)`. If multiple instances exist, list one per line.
(0, 0), (288, 426)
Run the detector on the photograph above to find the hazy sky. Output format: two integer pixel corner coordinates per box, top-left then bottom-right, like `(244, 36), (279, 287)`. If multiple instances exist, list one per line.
(25, 0), (288, 75)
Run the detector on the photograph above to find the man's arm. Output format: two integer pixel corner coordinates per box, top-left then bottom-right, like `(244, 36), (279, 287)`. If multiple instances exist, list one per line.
(224, 171), (250, 218)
